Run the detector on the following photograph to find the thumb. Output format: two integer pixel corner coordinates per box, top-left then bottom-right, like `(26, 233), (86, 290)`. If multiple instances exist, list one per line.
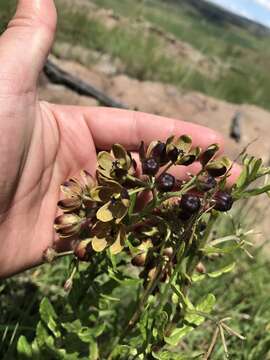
(0, 0), (57, 93)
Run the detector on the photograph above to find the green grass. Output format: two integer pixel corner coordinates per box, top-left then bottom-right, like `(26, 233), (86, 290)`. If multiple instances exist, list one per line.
(91, 0), (270, 110)
(1, 214), (270, 359)
(1, 0), (270, 109)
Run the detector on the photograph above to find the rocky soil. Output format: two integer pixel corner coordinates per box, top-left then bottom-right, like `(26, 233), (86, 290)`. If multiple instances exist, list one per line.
(39, 53), (270, 163)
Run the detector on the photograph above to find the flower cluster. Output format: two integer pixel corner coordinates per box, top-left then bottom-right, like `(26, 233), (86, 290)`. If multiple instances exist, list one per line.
(53, 144), (137, 258)
(53, 137), (234, 273)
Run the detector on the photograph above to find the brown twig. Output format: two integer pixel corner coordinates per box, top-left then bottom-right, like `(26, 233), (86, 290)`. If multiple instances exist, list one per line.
(203, 326), (220, 360)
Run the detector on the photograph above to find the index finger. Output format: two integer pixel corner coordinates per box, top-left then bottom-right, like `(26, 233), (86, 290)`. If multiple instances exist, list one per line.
(60, 106), (225, 152)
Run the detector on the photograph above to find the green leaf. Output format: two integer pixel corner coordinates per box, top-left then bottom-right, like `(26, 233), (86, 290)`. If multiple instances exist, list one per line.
(89, 341), (99, 360)
(78, 327), (96, 343)
(36, 321), (49, 347)
(139, 309), (149, 341)
(241, 184), (270, 198)
(62, 321), (105, 342)
(165, 294), (216, 346)
(110, 345), (134, 358)
(236, 165), (248, 189)
(164, 326), (192, 346)
(153, 311), (168, 340)
(207, 263), (235, 278)
(191, 273), (206, 282)
(61, 320), (82, 334)
(17, 336), (32, 358)
(152, 350), (188, 359)
(250, 158), (263, 180)
(197, 293), (216, 313)
(192, 263), (235, 282)
(201, 244), (240, 255)
(39, 298), (60, 337)
(171, 284), (193, 309)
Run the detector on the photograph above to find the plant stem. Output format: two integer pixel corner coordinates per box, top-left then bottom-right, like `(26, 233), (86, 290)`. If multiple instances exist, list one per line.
(157, 161), (173, 178)
(186, 212), (218, 278)
(162, 176), (197, 200)
(126, 174), (149, 187)
(155, 217), (197, 315)
(203, 326), (219, 360)
(128, 187), (146, 196)
(56, 250), (74, 258)
(127, 260), (164, 329)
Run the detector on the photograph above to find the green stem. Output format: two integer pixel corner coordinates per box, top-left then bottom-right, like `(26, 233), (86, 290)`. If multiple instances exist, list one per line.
(128, 187), (146, 196)
(186, 212), (218, 277)
(126, 174), (149, 188)
(162, 176), (198, 200)
(155, 216), (197, 316)
(157, 161), (173, 178)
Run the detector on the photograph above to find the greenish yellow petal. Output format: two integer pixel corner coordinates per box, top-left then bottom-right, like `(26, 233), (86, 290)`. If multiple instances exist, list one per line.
(110, 226), (125, 254)
(112, 144), (127, 161)
(91, 236), (107, 252)
(98, 151), (114, 170)
(121, 197), (130, 208)
(175, 135), (192, 153)
(96, 202), (114, 222)
(103, 180), (123, 194)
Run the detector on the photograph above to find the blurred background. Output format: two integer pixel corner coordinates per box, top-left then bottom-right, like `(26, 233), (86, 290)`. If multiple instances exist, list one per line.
(1, 1), (270, 358)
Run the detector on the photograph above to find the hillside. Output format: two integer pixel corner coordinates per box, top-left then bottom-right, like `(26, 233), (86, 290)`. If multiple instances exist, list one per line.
(1, 0), (270, 110)
(169, 0), (270, 36)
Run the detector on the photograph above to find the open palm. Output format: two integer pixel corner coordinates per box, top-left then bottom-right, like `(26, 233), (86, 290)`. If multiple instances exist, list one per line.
(0, 0), (239, 278)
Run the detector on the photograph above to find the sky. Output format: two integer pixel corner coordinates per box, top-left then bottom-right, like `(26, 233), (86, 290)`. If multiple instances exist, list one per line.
(207, 0), (270, 27)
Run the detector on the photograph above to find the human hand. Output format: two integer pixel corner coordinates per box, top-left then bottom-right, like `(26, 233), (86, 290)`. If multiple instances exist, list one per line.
(0, 0), (240, 278)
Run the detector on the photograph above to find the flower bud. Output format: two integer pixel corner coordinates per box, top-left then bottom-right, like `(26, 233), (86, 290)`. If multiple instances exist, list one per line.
(131, 253), (146, 267)
(54, 214), (82, 238)
(61, 179), (82, 197)
(163, 247), (173, 260)
(214, 191), (233, 212)
(57, 197), (82, 212)
(74, 240), (92, 261)
(196, 262), (206, 274)
(180, 194), (201, 214)
(157, 173), (175, 192)
(142, 158), (160, 176)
